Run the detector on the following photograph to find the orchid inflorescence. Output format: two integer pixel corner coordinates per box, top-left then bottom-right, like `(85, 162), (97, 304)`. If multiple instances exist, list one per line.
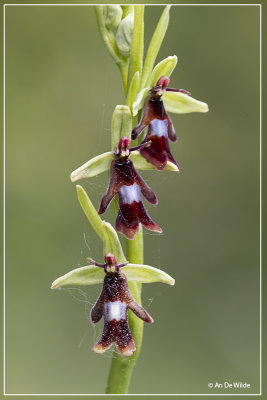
(52, 5), (208, 393)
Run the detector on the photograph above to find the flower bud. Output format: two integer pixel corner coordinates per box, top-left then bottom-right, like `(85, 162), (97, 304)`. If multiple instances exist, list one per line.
(102, 5), (122, 31)
(115, 12), (134, 57)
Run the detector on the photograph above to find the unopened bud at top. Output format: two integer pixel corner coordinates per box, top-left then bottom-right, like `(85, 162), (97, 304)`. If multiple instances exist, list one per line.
(102, 5), (122, 31)
(115, 12), (134, 57)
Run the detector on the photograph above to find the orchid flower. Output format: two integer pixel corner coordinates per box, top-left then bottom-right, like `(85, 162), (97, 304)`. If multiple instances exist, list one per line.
(89, 253), (153, 356)
(99, 137), (162, 239)
(132, 76), (190, 170)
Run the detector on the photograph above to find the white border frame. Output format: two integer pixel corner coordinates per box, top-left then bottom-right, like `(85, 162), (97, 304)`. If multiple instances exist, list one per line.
(2, 3), (262, 397)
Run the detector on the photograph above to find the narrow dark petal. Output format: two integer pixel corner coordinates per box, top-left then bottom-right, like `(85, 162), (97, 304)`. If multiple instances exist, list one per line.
(166, 87), (191, 95)
(129, 140), (151, 152)
(87, 257), (106, 268)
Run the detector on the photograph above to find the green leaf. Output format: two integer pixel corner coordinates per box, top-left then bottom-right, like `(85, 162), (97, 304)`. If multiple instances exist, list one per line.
(131, 150), (179, 172)
(140, 5), (171, 89)
(111, 105), (132, 150)
(70, 152), (113, 182)
(124, 264), (175, 285)
(127, 5), (144, 90)
(149, 55), (177, 87)
(51, 263), (174, 289)
(102, 221), (126, 263)
(76, 185), (105, 242)
(163, 91), (209, 114)
(125, 71), (139, 108)
(132, 87), (149, 116)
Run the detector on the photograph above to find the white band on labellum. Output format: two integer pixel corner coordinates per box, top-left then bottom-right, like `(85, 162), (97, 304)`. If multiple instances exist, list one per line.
(104, 301), (127, 321)
(120, 183), (142, 204)
(150, 119), (168, 137)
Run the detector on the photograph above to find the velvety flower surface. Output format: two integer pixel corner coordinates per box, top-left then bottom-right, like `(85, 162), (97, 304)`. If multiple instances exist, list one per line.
(89, 253), (153, 357)
(98, 137), (162, 240)
(131, 76), (190, 170)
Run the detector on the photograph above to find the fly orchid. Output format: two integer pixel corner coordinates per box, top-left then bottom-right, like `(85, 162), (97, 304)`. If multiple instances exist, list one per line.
(98, 136), (162, 240)
(131, 76), (191, 170)
(53, 5), (208, 393)
(88, 253), (153, 356)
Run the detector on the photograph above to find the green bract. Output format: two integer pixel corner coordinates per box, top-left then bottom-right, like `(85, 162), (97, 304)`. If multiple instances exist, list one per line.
(140, 5), (171, 89)
(51, 263), (174, 289)
(76, 185), (125, 262)
(127, 6), (144, 89)
(111, 105), (132, 151)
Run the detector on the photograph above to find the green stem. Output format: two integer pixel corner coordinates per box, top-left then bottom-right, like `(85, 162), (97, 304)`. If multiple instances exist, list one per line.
(105, 226), (143, 394)
(119, 59), (129, 96)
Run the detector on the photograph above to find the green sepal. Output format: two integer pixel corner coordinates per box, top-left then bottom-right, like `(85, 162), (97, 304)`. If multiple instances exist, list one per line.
(124, 264), (175, 285)
(163, 91), (209, 114)
(51, 263), (174, 289)
(140, 5), (171, 89)
(131, 150), (179, 172)
(70, 152), (113, 182)
(149, 55), (177, 87)
(51, 265), (104, 289)
(111, 105), (132, 151)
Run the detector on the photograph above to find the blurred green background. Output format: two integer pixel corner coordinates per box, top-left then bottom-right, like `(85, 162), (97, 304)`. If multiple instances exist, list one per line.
(4, 4), (260, 396)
